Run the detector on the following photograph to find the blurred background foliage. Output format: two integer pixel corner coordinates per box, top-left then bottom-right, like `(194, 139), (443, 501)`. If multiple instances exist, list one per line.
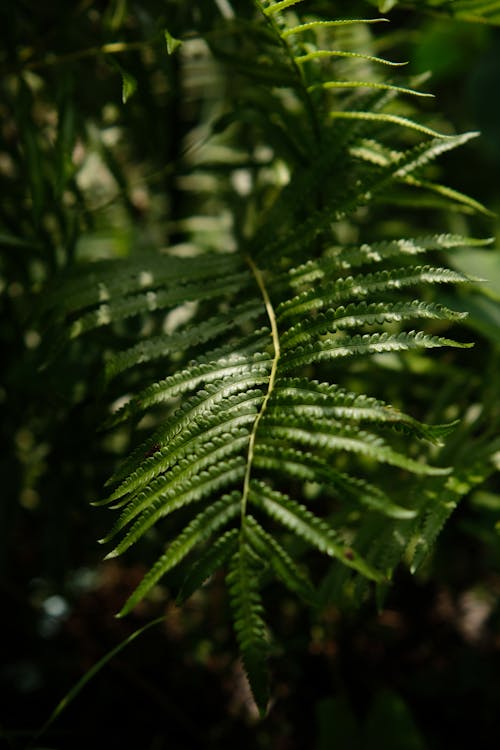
(0, 1), (499, 748)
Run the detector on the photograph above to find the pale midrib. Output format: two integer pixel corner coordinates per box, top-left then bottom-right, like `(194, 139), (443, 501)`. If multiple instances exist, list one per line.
(240, 256), (280, 522)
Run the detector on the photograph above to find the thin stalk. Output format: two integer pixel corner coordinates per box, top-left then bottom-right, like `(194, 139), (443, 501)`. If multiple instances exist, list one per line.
(240, 257), (280, 522)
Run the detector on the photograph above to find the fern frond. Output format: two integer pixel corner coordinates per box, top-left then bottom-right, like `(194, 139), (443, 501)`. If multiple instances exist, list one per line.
(289, 235), (491, 284)
(104, 390), (263, 503)
(263, 0), (307, 15)
(104, 336), (271, 428)
(105, 299), (263, 380)
(329, 111), (454, 139)
(310, 80), (433, 98)
(259, 412), (450, 475)
(104, 456), (246, 556)
(177, 528), (239, 605)
(117, 492), (241, 616)
(280, 330), (471, 371)
(249, 481), (385, 581)
(270, 378), (455, 444)
(393, 132), (480, 179)
(400, 176), (494, 217)
(350, 132), (480, 177)
(252, 445), (416, 519)
(246, 515), (317, 603)
(279, 266), (472, 322)
(103, 427), (250, 523)
(70, 271), (252, 338)
(295, 50), (405, 67)
(281, 300), (466, 349)
(408, 437), (500, 572)
(227, 541), (270, 716)
(45, 252), (244, 319)
(282, 19), (389, 38)
(44, 0), (492, 713)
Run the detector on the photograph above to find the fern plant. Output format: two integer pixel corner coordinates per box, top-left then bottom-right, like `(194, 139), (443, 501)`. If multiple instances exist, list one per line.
(43, 0), (494, 714)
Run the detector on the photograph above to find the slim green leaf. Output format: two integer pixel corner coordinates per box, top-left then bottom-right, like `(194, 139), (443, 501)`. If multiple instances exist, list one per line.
(227, 543), (270, 716)
(164, 29), (182, 55)
(249, 481), (385, 581)
(118, 493), (241, 616)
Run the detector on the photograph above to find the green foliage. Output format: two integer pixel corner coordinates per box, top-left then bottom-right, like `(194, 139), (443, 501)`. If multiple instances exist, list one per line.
(20, 0), (498, 717)
(368, 0), (500, 24)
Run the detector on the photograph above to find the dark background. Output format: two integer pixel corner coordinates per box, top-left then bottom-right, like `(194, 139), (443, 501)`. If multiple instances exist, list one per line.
(1, 2), (500, 748)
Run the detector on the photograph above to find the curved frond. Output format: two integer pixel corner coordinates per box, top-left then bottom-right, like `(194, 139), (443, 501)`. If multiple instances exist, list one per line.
(281, 299), (466, 349)
(263, 0), (306, 14)
(278, 266), (472, 321)
(295, 50), (405, 67)
(279, 330), (472, 371)
(290, 235), (491, 285)
(246, 516), (317, 603)
(104, 335), (271, 428)
(105, 299), (263, 380)
(329, 110), (455, 139)
(311, 80), (432, 98)
(282, 19), (389, 38)
(227, 542), (270, 716)
(43, 252), (245, 319)
(253, 444), (416, 518)
(177, 528), (240, 605)
(117, 492), (241, 616)
(269, 378), (453, 444)
(44, 0), (490, 712)
(259, 412), (450, 475)
(70, 271), (252, 338)
(103, 390), (263, 503)
(249, 481), (385, 581)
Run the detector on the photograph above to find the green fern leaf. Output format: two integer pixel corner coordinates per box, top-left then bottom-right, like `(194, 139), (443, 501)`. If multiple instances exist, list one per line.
(253, 444), (416, 519)
(263, 0), (307, 14)
(408, 438), (500, 571)
(42, 1), (493, 715)
(70, 271), (251, 338)
(227, 542), (270, 716)
(104, 387), (263, 494)
(270, 378), (453, 444)
(310, 80), (433, 98)
(295, 50), (405, 67)
(117, 492), (241, 616)
(104, 337), (271, 428)
(279, 266), (472, 321)
(282, 19), (390, 38)
(103, 390), (263, 504)
(177, 528), (240, 605)
(249, 481), (385, 581)
(45, 252), (244, 319)
(289, 235), (491, 285)
(281, 300), (466, 349)
(279, 330), (472, 371)
(259, 412), (450, 475)
(329, 110), (455, 139)
(106, 456), (247, 560)
(403, 177), (494, 216)
(246, 516), (317, 603)
(105, 300), (263, 380)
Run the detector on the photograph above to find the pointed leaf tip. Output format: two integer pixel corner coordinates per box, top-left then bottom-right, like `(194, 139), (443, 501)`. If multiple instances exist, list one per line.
(121, 71), (137, 103)
(164, 29), (182, 55)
